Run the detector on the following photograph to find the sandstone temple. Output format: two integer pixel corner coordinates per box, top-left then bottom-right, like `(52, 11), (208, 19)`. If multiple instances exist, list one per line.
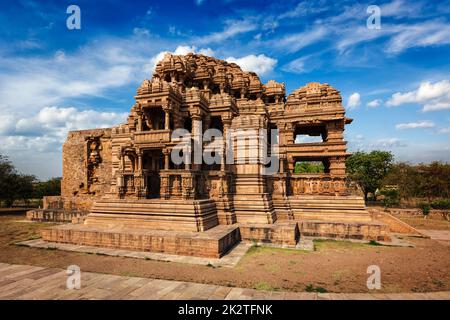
(29, 53), (390, 258)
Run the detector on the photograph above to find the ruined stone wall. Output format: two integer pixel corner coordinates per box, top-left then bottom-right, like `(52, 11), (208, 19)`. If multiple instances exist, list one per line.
(60, 128), (113, 210)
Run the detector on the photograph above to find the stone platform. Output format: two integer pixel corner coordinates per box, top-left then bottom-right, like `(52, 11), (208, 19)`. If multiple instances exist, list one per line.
(41, 224), (240, 258)
(239, 221), (300, 246)
(299, 220), (390, 241)
(86, 198), (218, 232)
(27, 209), (88, 223)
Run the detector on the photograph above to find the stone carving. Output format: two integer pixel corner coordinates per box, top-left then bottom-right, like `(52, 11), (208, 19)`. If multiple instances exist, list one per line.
(37, 52), (389, 259)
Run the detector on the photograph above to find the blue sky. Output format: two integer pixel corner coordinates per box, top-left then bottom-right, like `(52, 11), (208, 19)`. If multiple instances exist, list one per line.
(0, 0), (449, 179)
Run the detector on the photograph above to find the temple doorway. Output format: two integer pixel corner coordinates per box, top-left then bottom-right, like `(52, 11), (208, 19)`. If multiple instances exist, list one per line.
(143, 149), (164, 198)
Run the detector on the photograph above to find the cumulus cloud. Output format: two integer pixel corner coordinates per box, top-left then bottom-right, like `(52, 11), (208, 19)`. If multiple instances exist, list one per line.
(225, 54), (277, 75)
(346, 92), (361, 110)
(387, 80), (450, 112)
(0, 106), (127, 142)
(395, 120), (435, 130)
(373, 138), (407, 148)
(367, 99), (381, 108)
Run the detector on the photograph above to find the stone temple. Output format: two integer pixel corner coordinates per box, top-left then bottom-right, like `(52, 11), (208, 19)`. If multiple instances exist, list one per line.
(31, 53), (390, 258)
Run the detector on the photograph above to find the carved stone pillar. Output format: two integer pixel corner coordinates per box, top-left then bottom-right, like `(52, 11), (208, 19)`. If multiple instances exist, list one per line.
(163, 148), (170, 170)
(191, 114), (202, 171)
(136, 110), (142, 132)
(164, 110), (170, 130)
(221, 120), (231, 172)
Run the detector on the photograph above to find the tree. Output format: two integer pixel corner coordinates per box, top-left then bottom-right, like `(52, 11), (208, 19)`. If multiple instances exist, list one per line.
(382, 162), (422, 199)
(417, 161), (450, 200)
(346, 151), (394, 202)
(0, 154), (36, 207)
(32, 178), (61, 199)
(294, 161), (324, 173)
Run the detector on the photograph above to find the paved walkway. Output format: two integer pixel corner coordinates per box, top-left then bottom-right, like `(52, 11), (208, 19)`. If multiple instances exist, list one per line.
(0, 263), (448, 300)
(418, 229), (450, 242)
(18, 239), (253, 267)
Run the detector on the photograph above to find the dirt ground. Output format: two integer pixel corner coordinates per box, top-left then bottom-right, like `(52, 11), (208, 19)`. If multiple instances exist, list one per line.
(397, 215), (450, 230)
(0, 214), (449, 293)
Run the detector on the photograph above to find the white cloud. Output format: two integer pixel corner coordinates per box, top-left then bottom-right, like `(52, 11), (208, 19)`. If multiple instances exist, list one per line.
(271, 27), (328, 53)
(373, 138), (407, 148)
(385, 20), (450, 54)
(195, 20), (257, 44)
(0, 106), (127, 140)
(367, 99), (381, 108)
(282, 53), (322, 74)
(0, 106), (127, 179)
(387, 80), (450, 112)
(346, 92), (361, 110)
(395, 120), (435, 130)
(225, 54), (277, 75)
(438, 127), (450, 134)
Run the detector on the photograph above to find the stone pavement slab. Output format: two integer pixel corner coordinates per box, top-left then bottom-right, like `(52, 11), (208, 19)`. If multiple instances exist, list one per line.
(0, 263), (448, 300)
(17, 239), (252, 267)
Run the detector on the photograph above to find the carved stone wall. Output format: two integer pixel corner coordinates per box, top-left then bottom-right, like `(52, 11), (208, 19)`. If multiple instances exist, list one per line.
(61, 128), (113, 210)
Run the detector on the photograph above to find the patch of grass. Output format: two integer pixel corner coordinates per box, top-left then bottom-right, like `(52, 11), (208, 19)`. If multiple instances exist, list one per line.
(253, 281), (277, 291)
(305, 284), (327, 293)
(368, 240), (383, 246)
(313, 239), (369, 251)
(245, 244), (309, 257)
(120, 271), (138, 278)
(432, 279), (444, 287)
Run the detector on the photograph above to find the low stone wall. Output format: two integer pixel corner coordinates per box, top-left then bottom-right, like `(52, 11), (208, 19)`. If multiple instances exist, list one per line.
(299, 220), (391, 241)
(26, 209), (88, 223)
(43, 196), (94, 212)
(239, 222), (299, 246)
(385, 208), (449, 221)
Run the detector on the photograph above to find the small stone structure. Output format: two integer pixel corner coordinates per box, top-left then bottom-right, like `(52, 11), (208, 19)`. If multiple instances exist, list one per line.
(34, 53), (390, 258)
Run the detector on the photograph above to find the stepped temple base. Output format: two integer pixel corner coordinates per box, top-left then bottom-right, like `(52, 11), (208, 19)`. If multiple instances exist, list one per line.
(42, 224), (241, 258)
(33, 54), (397, 259)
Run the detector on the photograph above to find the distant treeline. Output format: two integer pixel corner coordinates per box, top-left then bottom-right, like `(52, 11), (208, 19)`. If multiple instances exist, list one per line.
(346, 151), (449, 208)
(0, 154), (61, 207)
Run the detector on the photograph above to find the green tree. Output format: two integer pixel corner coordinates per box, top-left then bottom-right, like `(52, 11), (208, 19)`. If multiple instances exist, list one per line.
(382, 162), (422, 199)
(0, 154), (36, 207)
(417, 161), (450, 200)
(294, 161), (324, 173)
(346, 151), (394, 202)
(32, 178), (61, 199)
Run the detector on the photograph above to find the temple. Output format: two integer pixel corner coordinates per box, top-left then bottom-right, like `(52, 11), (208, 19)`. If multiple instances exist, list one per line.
(31, 53), (390, 258)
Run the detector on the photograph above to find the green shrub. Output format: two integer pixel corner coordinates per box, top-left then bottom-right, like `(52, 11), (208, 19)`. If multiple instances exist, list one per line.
(380, 188), (400, 208)
(430, 199), (450, 210)
(418, 202), (431, 215)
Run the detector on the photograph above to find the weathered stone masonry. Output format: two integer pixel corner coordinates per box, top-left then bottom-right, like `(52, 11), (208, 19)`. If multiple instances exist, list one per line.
(30, 53), (390, 257)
